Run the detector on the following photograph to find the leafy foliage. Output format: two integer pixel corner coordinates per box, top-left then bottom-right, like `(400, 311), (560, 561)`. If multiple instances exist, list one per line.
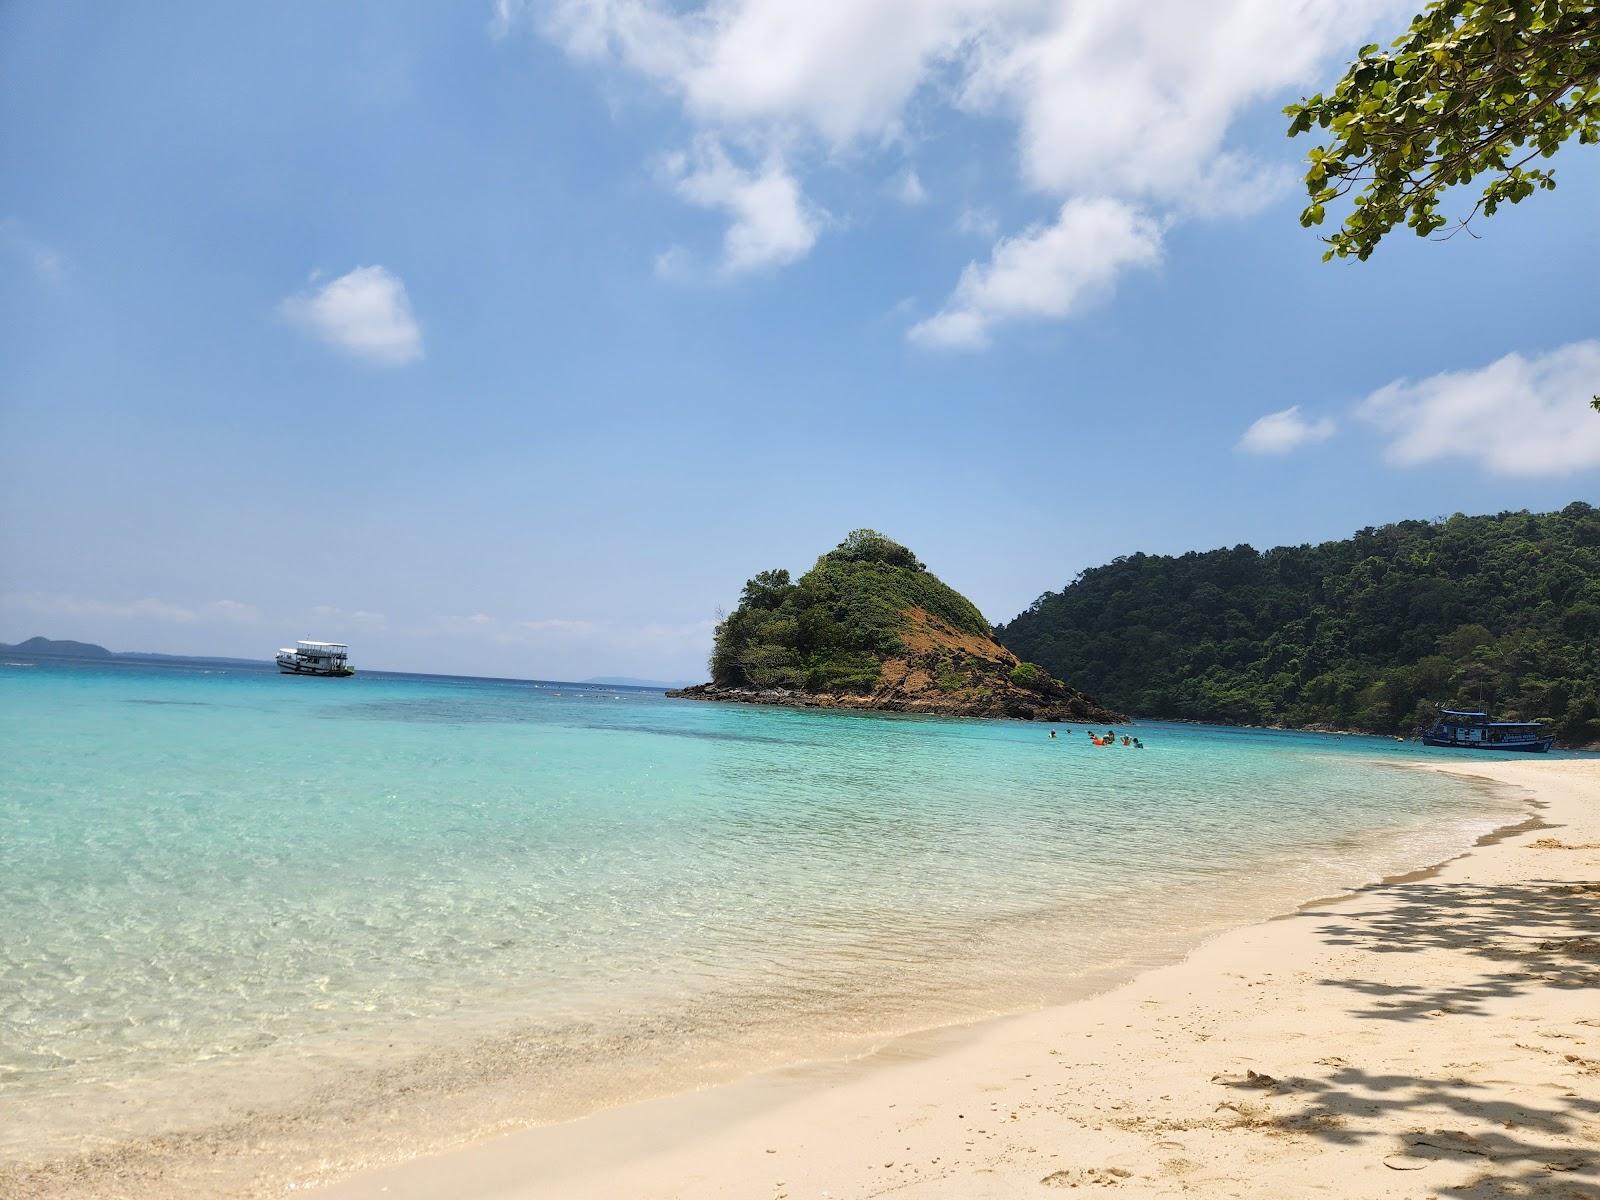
(1009, 662), (1041, 687)
(829, 528), (926, 570)
(996, 504), (1600, 745)
(1287, 1), (1600, 260)
(709, 530), (992, 694)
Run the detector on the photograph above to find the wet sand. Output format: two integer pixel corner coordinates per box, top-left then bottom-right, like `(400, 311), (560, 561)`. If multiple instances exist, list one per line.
(315, 758), (1599, 1199)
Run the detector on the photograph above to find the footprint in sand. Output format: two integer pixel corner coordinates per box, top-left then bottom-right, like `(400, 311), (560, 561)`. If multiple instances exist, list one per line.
(1209, 1069), (1280, 1089)
(1537, 936), (1600, 957)
(1384, 1128), (1496, 1171)
(1040, 1166), (1134, 1187)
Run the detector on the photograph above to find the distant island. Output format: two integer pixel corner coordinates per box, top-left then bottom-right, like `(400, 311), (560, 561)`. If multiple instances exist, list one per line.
(1, 636), (112, 658)
(0, 637), (266, 667)
(997, 502), (1600, 747)
(670, 529), (1122, 724)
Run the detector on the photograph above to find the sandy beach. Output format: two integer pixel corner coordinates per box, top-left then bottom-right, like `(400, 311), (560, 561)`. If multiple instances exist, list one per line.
(314, 758), (1599, 1199)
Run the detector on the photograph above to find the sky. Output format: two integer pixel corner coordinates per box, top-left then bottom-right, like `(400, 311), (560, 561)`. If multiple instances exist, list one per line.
(2, 1), (1597, 681)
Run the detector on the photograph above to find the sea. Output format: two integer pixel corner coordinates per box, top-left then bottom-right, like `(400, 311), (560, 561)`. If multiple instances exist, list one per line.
(0, 654), (1552, 1195)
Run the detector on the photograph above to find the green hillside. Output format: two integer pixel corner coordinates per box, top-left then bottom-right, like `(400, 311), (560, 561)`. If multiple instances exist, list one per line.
(996, 504), (1600, 746)
(692, 529), (1121, 723)
(710, 529), (991, 693)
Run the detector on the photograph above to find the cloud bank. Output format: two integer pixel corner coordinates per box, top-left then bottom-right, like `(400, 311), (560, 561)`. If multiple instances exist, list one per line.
(517, 0), (1409, 344)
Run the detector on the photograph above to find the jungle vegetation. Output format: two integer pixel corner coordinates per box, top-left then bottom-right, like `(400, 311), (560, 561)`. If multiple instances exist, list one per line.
(709, 529), (994, 693)
(996, 503), (1600, 745)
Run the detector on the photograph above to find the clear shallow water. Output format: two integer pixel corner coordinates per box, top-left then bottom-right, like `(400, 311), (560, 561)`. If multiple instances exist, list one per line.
(0, 656), (1543, 1191)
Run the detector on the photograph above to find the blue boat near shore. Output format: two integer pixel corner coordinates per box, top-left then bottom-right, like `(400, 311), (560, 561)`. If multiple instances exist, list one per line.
(1421, 707), (1555, 752)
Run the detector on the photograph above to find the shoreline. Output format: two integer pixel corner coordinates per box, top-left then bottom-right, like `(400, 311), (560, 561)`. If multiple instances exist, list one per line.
(315, 758), (1598, 1199)
(1131, 714), (1596, 753)
(665, 682), (1127, 724)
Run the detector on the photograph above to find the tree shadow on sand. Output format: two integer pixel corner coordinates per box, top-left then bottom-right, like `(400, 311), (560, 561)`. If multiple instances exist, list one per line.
(1311, 879), (1600, 1019)
(1218, 877), (1600, 1196)
(1220, 1063), (1600, 1198)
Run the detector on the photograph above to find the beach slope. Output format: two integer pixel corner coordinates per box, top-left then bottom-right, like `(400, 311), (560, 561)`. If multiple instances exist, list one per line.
(318, 759), (1599, 1199)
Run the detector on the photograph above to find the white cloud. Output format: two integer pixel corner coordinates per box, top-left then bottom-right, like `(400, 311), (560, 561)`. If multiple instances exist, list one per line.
(412, 610), (716, 676)
(518, 617), (600, 633)
(661, 139), (823, 275)
(281, 265), (423, 366)
(2, 592), (197, 623)
(954, 207), (1000, 239)
(653, 244), (695, 281)
(959, 1), (1399, 202)
(526, 0), (1411, 341)
(1358, 341), (1600, 477)
(909, 197), (1160, 349)
(1, 217), (65, 283)
(1176, 153), (1296, 220)
(210, 599), (260, 623)
(1237, 405), (1336, 454)
(489, 0), (522, 39)
(310, 605), (389, 630)
(896, 169), (928, 206)
(546, 0), (986, 147)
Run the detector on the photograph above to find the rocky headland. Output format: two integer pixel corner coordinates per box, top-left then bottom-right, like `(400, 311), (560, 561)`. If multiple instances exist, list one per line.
(669, 530), (1124, 725)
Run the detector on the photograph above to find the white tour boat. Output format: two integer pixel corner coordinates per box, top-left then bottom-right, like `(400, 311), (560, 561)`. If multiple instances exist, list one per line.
(275, 640), (355, 677)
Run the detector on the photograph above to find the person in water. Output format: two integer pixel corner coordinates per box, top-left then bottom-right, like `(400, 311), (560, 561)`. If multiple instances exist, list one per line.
(1049, 729), (1057, 739)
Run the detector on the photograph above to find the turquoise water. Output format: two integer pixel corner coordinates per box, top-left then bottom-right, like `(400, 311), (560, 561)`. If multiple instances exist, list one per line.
(0, 657), (1538, 1192)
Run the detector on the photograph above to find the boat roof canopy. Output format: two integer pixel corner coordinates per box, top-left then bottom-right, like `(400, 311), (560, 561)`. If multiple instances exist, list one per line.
(297, 640), (348, 651)
(1436, 707), (1546, 728)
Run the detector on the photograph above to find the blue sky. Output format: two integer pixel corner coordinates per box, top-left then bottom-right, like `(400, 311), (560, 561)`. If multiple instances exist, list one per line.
(3, 1), (1597, 680)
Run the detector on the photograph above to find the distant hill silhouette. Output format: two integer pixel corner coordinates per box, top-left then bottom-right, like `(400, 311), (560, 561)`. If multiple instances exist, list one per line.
(1, 637), (266, 667)
(1, 636), (112, 658)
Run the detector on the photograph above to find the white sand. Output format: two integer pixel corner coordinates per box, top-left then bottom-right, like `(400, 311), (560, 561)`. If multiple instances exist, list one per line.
(315, 758), (1599, 1199)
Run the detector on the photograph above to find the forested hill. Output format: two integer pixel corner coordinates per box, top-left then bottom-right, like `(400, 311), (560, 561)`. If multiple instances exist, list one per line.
(673, 529), (1122, 723)
(995, 504), (1600, 746)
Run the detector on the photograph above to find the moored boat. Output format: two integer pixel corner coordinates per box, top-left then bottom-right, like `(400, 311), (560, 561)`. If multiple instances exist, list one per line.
(1420, 707), (1553, 752)
(275, 640), (354, 677)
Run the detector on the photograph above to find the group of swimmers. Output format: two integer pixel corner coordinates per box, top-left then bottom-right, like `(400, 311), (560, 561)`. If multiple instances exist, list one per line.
(1046, 729), (1145, 748)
